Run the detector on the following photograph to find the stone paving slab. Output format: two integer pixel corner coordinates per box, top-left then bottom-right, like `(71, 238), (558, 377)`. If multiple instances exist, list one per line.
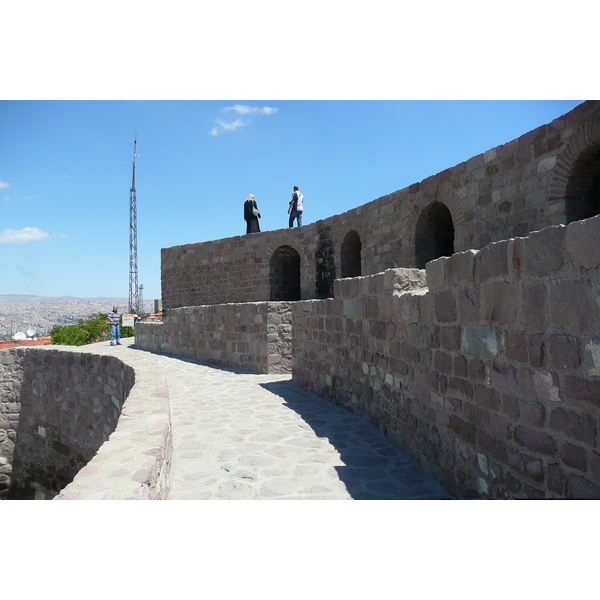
(159, 353), (452, 500)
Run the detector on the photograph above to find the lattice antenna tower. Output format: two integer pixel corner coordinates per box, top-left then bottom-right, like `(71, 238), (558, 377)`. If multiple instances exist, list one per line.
(128, 136), (139, 315)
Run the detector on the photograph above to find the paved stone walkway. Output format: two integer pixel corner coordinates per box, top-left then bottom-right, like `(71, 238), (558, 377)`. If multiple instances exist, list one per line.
(76, 339), (452, 499)
(139, 350), (452, 500)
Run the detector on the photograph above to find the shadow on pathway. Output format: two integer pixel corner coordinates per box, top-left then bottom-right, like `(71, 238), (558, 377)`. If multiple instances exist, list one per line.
(260, 380), (452, 500)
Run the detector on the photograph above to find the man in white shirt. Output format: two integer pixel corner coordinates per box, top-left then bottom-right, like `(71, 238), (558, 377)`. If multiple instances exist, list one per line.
(288, 185), (304, 227)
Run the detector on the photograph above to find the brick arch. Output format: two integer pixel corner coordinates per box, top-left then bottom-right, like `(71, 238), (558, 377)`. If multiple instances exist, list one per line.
(401, 184), (464, 266)
(549, 114), (600, 223)
(263, 234), (311, 272)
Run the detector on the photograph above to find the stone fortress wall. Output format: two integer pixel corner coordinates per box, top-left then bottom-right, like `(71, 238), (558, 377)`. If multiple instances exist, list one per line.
(136, 100), (600, 498)
(0, 346), (171, 500)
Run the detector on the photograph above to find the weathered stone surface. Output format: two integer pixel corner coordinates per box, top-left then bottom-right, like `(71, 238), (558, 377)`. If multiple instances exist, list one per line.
(522, 225), (566, 277)
(565, 214), (600, 270)
(548, 279), (599, 336)
(514, 426), (557, 456)
(483, 281), (518, 324)
(461, 326), (499, 359)
(425, 258), (446, 292)
(549, 406), (596, 446)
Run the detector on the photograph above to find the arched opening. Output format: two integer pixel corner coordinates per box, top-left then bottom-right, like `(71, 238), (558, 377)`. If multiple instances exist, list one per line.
(565, 146), (600, 223)
(341, 230), (362, 278)
(415, 201), (455, 269)
(270, 245), (301, 301)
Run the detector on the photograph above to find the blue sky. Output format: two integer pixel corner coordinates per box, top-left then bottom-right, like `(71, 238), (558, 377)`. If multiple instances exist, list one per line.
(1, 3), (595, 303)
(0, 100), (585, 300)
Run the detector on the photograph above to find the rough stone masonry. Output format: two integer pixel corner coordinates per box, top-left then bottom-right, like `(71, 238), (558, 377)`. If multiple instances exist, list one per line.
(137, 100), (600, 498)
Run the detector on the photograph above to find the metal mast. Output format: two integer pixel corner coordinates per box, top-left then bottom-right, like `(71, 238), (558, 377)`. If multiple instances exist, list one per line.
(128, 136), (139, 315)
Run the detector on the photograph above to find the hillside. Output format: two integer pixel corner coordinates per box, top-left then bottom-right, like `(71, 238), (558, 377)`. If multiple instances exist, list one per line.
(0, 296), (155, 337)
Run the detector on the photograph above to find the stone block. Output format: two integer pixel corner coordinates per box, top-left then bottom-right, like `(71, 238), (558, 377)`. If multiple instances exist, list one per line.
(482, 281), (518, 325)
(477, 429), (508, 463)
(456, 286), (480, 323)
(537, 155), (558, 173)
(521, 281), (546, 332)
(560, 443), (587, 472)
(475, 240), (509, 282)
(514, 425), (557, 456)
(386, 268), (427, 294)
(343, 298), (366, 320)
(446, 250), (476, 288)
(522, 225), (566, 277)
(468, 357), (488, 383)
(333, 279), (342, 298)
(548, 278), (599, 336)
(568, 474), (600, 499)
(519, 400), (546, 427)
(565, 214), (600, 270)
(548, 334), (581, 371)
(549, 406), (596, 446)
(450, 416), (476, 444)
(434, 290), (457, 323)
(517, 368), (560, 403)
(425, 257), (447, 292)
(453, 354), (468, 378)
(505, 329), (528, 363)
(491, 362), (518, 394)
(461, 325), (500, 359)
(440, 326), (460, 351)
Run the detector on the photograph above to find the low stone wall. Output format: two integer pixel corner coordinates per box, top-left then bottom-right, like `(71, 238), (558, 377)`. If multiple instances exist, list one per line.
(291, 215), (600, 499)
(0, 344), (172, 500)
(135, 301), (292, 374)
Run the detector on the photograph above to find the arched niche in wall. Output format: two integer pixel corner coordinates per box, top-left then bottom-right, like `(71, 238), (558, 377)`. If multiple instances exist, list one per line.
(415, 201), (455, 269)
(270, 245), (301, 301)
(564, 145), (600, 223)
(340, 230), (362, 278)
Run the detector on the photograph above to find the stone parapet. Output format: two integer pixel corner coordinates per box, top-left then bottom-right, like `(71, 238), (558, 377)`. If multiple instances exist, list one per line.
(292, 215), (600, 499)
(0, 344), (172, 500)
(136, 301), (292, 374)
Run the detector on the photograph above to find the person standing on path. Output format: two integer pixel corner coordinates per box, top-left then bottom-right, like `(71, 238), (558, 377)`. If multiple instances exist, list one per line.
(108, 305), (121, 346)
(288, 185), (304, 227)
(244, 194), (261, 234)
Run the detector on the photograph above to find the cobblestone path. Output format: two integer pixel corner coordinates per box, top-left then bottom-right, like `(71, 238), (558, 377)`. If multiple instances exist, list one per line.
(158, 353), (452, 500)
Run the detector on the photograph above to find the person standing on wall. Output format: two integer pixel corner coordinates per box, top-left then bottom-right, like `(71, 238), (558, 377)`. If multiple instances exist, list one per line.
(288, 185), (304, 227)
(244, 193), (261, 234)
(108, 305), (121, 346)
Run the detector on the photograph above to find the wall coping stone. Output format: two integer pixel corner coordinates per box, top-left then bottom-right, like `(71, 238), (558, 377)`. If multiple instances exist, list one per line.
(50, 339), (172, 500)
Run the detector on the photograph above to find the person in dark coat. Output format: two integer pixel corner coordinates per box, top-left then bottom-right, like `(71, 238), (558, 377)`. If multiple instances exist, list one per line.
(244, 194), (261, 233)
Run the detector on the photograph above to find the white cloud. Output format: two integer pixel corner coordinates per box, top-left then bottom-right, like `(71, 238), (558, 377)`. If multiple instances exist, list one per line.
(0, 181), (9, 189)
(0, 227), (51, 244)
(223, 105), (278, 116)
(209, 118), (246, 136)
(209, 105), (278, 136)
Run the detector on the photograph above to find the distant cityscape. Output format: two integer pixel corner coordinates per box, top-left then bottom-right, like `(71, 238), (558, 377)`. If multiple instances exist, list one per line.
(0, 295), (156, 337)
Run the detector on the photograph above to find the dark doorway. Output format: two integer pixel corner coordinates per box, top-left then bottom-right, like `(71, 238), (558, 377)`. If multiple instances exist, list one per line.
(341, 230), (362, 278)
(270, 245), (301, 300)
(415, 202), (455, 269)
(565, 146), (600, 223)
